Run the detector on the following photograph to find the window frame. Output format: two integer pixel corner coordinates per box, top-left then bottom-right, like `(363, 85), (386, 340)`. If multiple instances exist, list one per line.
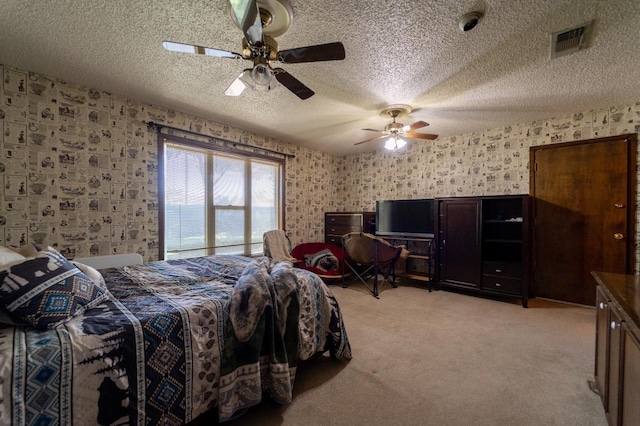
(158, 133), (286, 260)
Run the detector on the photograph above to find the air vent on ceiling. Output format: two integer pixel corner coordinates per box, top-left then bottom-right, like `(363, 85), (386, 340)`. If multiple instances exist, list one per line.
(550, 21), (592, 59)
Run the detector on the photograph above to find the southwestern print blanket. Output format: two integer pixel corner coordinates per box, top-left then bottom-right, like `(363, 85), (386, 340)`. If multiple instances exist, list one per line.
(0, 255), (351, 425)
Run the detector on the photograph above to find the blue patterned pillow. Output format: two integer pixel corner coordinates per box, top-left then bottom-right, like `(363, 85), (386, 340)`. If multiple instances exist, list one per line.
(0, 248), (109, 329)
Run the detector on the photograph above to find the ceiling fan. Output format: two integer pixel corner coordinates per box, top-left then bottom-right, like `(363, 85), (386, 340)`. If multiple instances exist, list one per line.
(162, 0), (345, 100)
(355, 105), (438, 150)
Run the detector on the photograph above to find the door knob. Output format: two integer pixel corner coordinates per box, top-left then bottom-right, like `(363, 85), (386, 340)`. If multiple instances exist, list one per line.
(614, 233), (624, 240)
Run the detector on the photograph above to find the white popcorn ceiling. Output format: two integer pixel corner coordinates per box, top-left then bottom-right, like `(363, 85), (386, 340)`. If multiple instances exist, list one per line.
(0, 0), (638, 156)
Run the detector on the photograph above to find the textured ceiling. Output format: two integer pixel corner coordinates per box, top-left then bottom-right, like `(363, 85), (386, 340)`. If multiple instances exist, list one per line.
(1, 0), (639, 155)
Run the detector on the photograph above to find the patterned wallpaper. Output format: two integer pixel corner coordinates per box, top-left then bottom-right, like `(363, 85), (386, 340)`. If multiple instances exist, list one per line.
(338, 105), (640, 210)
(0, 65), (338, 261)
(1, 64), (639, 263)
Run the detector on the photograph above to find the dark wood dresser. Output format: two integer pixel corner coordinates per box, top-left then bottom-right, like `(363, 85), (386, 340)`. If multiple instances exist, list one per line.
(591, 271), (640, 426)
(324, 212), (375, 246)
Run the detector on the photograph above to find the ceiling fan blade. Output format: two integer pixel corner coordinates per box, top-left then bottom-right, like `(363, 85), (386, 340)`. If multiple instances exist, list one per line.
(402, 121), (429, 132)
(278, 42), (346, 64)
(362, 128), (386, 133)
(354, 134), (388, 146)
(163, 41), (242, 59)
(228, 0), (263, 46)
(273, 68), (314, 100)
(224, 69), (254, 96)
(403, 132), (439, 140)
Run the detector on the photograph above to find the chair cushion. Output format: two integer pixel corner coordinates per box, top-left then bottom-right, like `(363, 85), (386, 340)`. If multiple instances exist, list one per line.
(342, 232), (402, 264)
(292, 243), (347, 278)
(303, 248), (339, 271)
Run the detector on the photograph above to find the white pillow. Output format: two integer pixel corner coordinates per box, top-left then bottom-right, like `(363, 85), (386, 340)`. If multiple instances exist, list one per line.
(12, 244), (40, 258)
(0, 246), (25, 267)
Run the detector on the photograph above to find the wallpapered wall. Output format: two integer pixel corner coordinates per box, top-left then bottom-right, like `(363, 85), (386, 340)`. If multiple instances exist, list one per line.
(1, 64), (639, 261)
(0, 65), (337, 261)
(337, 106), (640, 209)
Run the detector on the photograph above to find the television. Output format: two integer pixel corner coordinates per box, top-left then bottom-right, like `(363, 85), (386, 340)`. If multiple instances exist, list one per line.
(375, 198), (435, 238)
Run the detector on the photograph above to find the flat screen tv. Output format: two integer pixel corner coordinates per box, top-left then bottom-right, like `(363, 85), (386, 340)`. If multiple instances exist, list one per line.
(375, 198), (435, 238)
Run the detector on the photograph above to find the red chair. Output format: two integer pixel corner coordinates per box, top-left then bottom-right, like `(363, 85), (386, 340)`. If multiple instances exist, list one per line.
(291, 242), (350, 282)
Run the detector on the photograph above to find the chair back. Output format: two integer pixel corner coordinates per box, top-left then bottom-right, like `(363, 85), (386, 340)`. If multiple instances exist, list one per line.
(263, 229), (297, 262)
(341, 232), (401, 264)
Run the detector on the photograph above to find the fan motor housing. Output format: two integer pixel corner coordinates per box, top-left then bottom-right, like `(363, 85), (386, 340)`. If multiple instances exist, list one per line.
(242, 35), (279, 60)
(385, 122), (404, 132)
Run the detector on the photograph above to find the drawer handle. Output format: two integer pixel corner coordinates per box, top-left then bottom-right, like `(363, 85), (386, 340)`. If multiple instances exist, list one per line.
(495, 283), (502, 287)
(611, 321), (618, 330)
(599, 302), (606, 310)
(495, 269), (502, 273)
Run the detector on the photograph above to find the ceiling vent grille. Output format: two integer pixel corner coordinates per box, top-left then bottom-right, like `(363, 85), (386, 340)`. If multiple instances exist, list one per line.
(550, 22), (591, 59)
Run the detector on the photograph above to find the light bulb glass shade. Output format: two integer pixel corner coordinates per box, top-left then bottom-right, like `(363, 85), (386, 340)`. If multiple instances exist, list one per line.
(384, 137), (396, 150)
(251, 64), (273, 86)
(384, 136), (407, 151)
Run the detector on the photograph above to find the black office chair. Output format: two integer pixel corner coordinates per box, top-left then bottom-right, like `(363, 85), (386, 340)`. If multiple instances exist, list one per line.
(341, 232), (403, 298)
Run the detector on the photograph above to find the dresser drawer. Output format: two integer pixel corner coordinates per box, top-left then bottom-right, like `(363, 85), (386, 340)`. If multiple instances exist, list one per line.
(483, 261), (521, 278)
(325, 235), (342, 246)
(325, 225), (361, 236)
(325, 214), (363, 227)
(482, 275), (522, 295)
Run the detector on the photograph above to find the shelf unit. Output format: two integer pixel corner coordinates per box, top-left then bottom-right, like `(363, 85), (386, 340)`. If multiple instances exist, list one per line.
(383, 236), (435, 290)
(436, 195), (530, 307)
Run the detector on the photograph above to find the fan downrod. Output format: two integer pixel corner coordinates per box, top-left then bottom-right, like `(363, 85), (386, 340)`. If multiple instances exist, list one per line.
(379, 104), (412, 132)
(229, 0), (293, 38)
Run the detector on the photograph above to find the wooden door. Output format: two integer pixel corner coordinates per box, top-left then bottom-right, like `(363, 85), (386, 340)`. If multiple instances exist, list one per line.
(531, 135), (636, 305)
(438, 198), (481, 289)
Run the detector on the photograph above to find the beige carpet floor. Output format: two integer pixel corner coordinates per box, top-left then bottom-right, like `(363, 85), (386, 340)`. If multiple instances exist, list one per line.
(216, 280), (607, 425)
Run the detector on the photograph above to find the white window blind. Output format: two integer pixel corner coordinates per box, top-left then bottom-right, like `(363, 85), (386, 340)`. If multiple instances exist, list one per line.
(163, 140), (282, 260)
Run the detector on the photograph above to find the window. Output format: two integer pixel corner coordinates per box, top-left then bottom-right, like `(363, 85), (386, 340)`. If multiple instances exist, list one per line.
(161, 136), (284, 260)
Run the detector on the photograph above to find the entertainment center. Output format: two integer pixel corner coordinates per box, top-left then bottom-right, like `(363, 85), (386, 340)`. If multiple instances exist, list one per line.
(324, 194), (530, 306)
(436, 195), (530, 307)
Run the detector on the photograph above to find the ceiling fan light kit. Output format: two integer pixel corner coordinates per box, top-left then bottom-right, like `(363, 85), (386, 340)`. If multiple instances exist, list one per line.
(355, 104), (438, 149)
(163, 0), (345, 99)
(384, 136), (407, 151)
(250, 62), (273, 86)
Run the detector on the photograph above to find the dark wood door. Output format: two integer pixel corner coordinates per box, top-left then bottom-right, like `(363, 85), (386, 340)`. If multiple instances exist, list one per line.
(438, 199), (481, 288)
(531, 135), (636, 305)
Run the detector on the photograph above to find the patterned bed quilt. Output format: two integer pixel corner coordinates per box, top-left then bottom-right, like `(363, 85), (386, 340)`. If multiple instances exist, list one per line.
(0, 254), (351, 425)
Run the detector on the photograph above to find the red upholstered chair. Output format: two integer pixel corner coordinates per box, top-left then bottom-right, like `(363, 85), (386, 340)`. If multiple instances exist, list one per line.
(291, 242), (350, 282)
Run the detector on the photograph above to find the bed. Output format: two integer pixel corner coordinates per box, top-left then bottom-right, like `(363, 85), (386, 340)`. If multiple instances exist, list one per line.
(0, 246), (351, 425)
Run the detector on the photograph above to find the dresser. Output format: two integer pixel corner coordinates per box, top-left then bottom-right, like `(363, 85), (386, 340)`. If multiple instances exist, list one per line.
(324, 212), (375, 246)
(591, 272), (640, 426)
